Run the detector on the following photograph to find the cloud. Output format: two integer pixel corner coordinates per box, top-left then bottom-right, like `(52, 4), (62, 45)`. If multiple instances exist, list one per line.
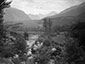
(22, 0), (34, 3)
(11, 0), (85, 15)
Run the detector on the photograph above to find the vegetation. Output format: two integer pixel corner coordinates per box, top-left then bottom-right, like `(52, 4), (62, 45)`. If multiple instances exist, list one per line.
(67, 21), (85, 64)
(0, 0), (84, 64)
(0, 0), (11, 57)
(0, 0), (28, 64)
(29, 17), (85, 64)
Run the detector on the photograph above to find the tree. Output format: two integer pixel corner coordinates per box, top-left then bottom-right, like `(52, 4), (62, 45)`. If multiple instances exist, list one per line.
(64, 21), (85, 64)
(24, 32), (29, 40)
(71, 21), (85, 51)
(43, 18), (48, 33)
(0, 0), (11, 57)
(0, 1), (28, 64)
(43, 18), (52, 34)
(31, 36), (66, 64)
(9, 32), (28, 61)
(65, 37), (83, 64)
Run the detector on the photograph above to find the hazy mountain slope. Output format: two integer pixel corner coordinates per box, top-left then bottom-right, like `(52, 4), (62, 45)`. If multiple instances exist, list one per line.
(3, 7), (42, 28)
(45, 2), (85, 27)
(49, 2), (85, 18)
(29, 11), (57, 20)
(4, 7), (30, 22)
(59, 2), (85, 17)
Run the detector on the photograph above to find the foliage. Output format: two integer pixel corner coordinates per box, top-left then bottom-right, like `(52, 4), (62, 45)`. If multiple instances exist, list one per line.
(70, 21), (85, 50)
(0, 31), (28, 60)
(50, 18), (85, 64)
(0, 1), (28, 63)
(0, 0), (11, 57)
(31, 35), (66, 64)
(43, 18), (52, 33)
(64, 36), (83, 64)
(64, 21), (85, 64)
(9, 32), (28, 60)
(31, 17), (85, 64)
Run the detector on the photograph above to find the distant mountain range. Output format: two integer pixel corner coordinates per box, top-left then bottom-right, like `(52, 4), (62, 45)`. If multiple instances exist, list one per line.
(3, 2), (85, 30)
(47, 11), (57, 17)
(28, 14), (44, 20)
(50, 2), (85, 18)
(44, 2), (85, 27)
(3, 7), (57, 29)
(28, 11), (57, 20)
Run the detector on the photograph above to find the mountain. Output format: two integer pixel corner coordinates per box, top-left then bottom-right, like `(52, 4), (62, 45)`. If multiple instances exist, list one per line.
(29, 11), (57, 20)
(50, 2), (85, 18)
(28, 14), (44, 20)
(59, 2), (85, 16)
(4, 7), (30, 22)
(47, 11), (57, 16)
(3, 7), (43, 29)
(44, 2), (85, 27)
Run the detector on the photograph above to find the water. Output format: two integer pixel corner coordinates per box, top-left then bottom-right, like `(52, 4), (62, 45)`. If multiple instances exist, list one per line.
(26, 34), (40, 47)
(26, 34), (40, 56)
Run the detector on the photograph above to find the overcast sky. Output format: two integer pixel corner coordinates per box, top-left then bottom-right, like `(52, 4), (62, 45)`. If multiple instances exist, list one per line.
(10, 0), (85, 15)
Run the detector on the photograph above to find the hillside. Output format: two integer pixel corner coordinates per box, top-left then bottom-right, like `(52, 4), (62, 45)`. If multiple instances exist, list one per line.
(50, 2), (85, 18)
(44, 2), (85, 27)
(4, 7), (30, 22)
(3, 7), (42, 29)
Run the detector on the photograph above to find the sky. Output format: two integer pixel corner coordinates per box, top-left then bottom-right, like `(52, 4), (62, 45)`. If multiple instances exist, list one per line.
(9, 0), (85, 15)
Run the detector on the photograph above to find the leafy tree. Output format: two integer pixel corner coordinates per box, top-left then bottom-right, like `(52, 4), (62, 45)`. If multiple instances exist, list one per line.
(71, 21), (85, 50)
(24, 32), (29, 40)
(64, 21), (85, 64)
(43, 18), (52, 34)
(9, 32), (28, 60)
(0, 0), (11, 57)
(0, 1), (28, 64)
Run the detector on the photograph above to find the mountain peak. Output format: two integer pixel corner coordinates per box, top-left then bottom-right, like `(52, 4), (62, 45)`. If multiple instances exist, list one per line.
(49, 2), (85, 18)
(80, 2), (85, 5)
(79, 2), (85, 8)
(47, 11), (57, 16)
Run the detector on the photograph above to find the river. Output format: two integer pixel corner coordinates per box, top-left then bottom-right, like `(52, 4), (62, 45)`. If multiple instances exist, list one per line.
(26, 34), (40, 48)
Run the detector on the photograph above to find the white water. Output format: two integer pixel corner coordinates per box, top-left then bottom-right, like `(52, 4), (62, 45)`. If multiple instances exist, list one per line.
(26, 34), (40, 56)
(26, 34), (40, 48)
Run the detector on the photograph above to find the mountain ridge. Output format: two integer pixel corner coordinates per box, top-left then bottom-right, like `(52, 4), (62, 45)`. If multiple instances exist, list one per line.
(48, 2), (85, 18)
(4, 7), (30, 22)
(43, 2), (85, 27)
(28, 11), (57, 20)
(3, 7), (43, 29)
